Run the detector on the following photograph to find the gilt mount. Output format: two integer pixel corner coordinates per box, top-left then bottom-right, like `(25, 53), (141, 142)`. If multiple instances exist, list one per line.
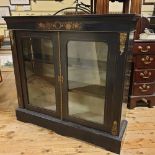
(37, 21), (81, 30)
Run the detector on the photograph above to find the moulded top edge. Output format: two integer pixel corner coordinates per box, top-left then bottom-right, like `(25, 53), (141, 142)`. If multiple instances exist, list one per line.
(3, 13), (140, 20)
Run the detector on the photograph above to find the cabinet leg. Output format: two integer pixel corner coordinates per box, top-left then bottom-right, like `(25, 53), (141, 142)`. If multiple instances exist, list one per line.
(129, 97), (155, 109)
(128, 99), (136, 109)
(0, 70), (2, 82)
(149, 101), (154, 108)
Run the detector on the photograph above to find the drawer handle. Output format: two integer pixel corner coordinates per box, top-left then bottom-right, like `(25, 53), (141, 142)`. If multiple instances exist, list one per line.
(140, 71), (152, 79)
(141, 56), (154, 65)
(138, 45), (151, 53)
(139, 84), (150, 92)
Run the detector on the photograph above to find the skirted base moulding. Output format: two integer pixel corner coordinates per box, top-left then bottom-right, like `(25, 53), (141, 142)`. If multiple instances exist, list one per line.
(16, 108), (127, 154)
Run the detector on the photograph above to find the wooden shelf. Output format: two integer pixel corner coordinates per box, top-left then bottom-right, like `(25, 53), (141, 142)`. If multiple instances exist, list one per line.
(69, 82), (105, 98)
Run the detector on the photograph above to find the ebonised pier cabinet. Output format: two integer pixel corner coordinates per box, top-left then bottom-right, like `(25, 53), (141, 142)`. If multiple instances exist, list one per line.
(4, 14), (138, 154)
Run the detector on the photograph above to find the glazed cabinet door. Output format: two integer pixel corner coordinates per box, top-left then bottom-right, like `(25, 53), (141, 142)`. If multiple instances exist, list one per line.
(61, 32), (123, 133)
(16, 31), (60, 117)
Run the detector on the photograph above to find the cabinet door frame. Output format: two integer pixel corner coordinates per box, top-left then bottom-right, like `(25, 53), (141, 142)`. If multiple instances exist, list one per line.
(60, 31), (123, 133)
(15, 31), (61, 117)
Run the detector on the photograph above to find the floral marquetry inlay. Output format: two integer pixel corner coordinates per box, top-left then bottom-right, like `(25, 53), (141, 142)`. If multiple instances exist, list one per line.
(37, 21), (81, 30)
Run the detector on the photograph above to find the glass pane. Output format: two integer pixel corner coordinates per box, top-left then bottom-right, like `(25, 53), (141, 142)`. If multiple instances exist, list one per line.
(32, 38), (53, 63)
(68, 41), (108, 124)
(22, 37), (56, 111)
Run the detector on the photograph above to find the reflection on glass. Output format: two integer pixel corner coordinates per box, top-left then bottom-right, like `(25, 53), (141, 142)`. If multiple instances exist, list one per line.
(32, 38), (53, 62)
(22, 37), (56, 111)
(68, 41), (108, 124)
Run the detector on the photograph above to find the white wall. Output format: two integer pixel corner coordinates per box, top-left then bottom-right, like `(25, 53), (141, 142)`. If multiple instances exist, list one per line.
(0, 0), (10, 5)
(0, 1), (154, 16)
(141, 4), (154, 16)
(109, 1), (154, 16)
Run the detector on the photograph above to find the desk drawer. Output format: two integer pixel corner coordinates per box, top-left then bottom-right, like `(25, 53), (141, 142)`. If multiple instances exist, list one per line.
(134, 69), (155, 83)
(133, 42), (155, 54)
(134, 55), (155, 69)
(132, 83), (155, 96)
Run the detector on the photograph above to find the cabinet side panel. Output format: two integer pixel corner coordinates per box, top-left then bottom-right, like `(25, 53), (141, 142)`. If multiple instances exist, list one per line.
(121, 36), (134, 122)
(121, 57), (131, 120)
(10, 30), (24, 108)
